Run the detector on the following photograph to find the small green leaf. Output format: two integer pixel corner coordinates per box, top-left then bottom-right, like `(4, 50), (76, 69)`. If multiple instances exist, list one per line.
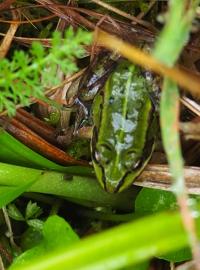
(135, 188), (177, 214)
(67, 139), (90, 160)
(159, 248), (192, 263)
(21, 227), (43, 251)
(43, 216), (79, 248)
(122, 261), (149, 270)
(31, 42), (45, 60)
(7, 204), (24, 221)
(11, 215), (79, 268)
(0, 28), (91, 116)
(27, 219), (44, 231)
(25, 201), (42, 220)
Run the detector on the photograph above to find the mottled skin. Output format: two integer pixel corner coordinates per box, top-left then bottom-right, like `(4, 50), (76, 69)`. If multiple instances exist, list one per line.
(91, 61), (157, 193)
(74, 52), (118, 130)
(78, 52), (118, 102)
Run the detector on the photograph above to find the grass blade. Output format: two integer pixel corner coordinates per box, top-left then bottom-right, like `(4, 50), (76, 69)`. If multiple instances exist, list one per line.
(9, 211), (199, 270)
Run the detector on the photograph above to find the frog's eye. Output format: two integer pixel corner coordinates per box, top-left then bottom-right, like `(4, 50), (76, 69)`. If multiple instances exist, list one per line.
(132, 160), (141, 170)
(97, 144), (113, 165)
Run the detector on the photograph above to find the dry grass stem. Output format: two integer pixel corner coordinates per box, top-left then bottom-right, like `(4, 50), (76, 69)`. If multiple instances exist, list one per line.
(96, 31), (200, 97)
(135, 164), (200, 194)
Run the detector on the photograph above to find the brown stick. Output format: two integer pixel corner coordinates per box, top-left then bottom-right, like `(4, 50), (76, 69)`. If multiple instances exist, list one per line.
(135, 164), (200, 194)
(96, 31), (200, 98)
(15, 109), (57, 145)
(0, 0), (16, 11)
(0, 117), (88, 166)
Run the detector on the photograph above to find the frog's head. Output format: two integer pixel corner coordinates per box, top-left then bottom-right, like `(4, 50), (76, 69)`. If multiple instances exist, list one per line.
(92, 143), (146, 193)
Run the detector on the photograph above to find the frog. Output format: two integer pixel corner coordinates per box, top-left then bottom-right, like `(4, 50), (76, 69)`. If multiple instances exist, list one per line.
(91, 60), (158, 193)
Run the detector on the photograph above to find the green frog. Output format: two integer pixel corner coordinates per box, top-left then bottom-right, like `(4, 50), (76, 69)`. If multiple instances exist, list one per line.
(91, 60), (157, 193)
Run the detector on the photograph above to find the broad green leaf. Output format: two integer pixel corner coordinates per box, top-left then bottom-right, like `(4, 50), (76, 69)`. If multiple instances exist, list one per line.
(0, 179), (37, 209)
(135, 188), (192, 262)
(9, 211), (200, 270)
(0, 162), (137, 211)
(0, 129), (93, 176)
(11, 215), (79, 268)
(135, 188), (177, 214)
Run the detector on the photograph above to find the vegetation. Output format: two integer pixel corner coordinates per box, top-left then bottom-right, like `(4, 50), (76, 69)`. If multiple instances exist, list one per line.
(0, 28), (91, 116)
(0, 1), (200, 270)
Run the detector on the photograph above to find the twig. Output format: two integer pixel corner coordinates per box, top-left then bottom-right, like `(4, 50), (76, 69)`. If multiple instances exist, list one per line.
(0, 0), (16, 11)
(137, 0), (157, 20)
(90, 0), (157, 31)
(135, 164), (200, 194)
(2, 207), (19, 251)
(181, 96), (200, 117)
(0, 4), (20, 58)
(0, 255), (5, 270)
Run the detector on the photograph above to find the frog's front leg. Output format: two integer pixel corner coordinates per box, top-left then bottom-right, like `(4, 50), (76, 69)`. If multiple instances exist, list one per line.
(55, 100), (93, 147)
(56, 125), (93, 148)
(55, 126), (74, 147)
(54, 105), (77, 147)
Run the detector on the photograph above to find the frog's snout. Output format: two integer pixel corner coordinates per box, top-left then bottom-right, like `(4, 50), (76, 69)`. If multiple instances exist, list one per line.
(104, 181), (121, 193)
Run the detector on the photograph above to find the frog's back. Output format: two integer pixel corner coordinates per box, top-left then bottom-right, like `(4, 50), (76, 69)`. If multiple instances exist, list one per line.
(99, 62), (153, 151)
(92, 61), (156, 193)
